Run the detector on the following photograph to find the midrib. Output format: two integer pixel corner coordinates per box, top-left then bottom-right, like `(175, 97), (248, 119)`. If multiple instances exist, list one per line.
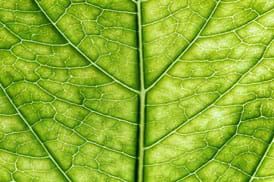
(136, 0), (145, 181)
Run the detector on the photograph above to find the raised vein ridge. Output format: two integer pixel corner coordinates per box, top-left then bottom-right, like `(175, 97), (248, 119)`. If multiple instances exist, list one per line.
(0, 84), (72, 182)
(136, 0), (146, 181)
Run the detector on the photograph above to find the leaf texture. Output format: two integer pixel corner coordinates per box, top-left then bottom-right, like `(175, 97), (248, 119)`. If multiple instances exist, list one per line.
(0, 0), (273, 181)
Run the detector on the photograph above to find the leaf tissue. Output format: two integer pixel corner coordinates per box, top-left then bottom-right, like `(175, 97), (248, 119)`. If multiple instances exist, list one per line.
(0, 0), (273, 181)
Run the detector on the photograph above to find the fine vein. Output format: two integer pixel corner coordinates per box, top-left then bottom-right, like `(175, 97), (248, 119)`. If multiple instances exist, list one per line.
(145, 39), (272, 149)
(146, 0), (222, 91)
(0, 84), (72, 182)
(33, 0), (139, 94)
(249, 136), (274, 181)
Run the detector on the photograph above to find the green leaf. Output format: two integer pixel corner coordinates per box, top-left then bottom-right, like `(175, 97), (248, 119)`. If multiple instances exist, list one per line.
(0, 0), (273, 181)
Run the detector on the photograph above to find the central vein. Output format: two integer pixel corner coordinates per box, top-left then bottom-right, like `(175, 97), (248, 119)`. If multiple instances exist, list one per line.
(137, 0), (145, 181)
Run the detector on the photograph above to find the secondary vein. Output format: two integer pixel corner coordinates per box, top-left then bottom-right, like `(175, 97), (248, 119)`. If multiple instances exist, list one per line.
(249, 135), (274, 181)
(145, 39), (272, 150)
(33, 0), (139, 94)
(0, 84), (72, 182)
(145, 0), (222, 92)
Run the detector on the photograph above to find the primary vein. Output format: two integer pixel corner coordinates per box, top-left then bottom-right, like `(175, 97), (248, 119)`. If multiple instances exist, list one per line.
(136, 0), (145, 181)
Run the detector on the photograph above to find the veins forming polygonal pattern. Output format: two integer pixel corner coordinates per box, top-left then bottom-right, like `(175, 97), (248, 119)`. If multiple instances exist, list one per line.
(0, 0), (273, 182)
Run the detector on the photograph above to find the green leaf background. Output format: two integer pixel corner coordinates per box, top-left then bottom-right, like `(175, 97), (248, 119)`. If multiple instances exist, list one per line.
(0, 0), (273, 181)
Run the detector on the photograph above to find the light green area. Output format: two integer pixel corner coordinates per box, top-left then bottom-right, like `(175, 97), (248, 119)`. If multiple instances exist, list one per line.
(0, 0), (273, 181)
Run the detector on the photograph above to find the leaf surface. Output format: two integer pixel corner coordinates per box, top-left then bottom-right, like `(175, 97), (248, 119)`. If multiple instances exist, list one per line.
(0, 0), (273, 181)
